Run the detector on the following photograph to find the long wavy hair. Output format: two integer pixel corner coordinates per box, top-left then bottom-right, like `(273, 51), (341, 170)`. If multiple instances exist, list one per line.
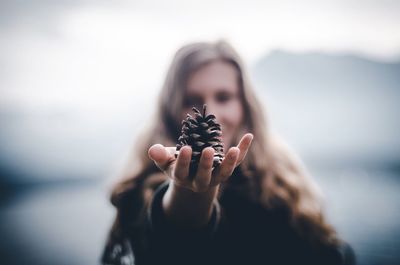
(109, 40), (339, 247)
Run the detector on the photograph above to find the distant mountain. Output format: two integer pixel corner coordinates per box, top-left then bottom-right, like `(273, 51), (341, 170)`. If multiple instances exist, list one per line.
(251, 50), (400, 168)
(253, 50), (400, 93)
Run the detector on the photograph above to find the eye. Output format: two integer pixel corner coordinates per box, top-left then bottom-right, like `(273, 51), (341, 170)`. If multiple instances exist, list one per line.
(216, 91), (233, 103)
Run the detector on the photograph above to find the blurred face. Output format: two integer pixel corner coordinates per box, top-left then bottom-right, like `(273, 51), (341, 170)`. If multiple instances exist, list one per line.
(183, 60), (244, 150)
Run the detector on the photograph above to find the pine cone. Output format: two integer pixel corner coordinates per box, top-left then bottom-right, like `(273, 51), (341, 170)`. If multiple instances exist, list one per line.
(175, 104), (224, 177)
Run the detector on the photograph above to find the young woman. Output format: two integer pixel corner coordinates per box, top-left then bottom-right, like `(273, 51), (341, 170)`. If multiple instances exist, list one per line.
(101, 40), (355, 265)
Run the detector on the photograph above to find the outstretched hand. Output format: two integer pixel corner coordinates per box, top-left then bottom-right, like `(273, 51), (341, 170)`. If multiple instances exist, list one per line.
(148, 133), (253, 193)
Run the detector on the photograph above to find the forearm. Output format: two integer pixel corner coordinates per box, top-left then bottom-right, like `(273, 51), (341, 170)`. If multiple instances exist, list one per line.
(162, 180), (219, 227)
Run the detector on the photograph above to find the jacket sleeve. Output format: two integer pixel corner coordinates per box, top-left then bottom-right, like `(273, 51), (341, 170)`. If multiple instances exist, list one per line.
(143, 181), (221, 263)
(101, 179), (221, 265)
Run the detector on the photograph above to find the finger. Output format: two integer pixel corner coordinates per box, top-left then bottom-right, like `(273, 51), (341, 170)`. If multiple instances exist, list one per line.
(193, 147), (214, 192)
(174, 146), (192, 181)
(212, 147), (239, 184)
(236, 133), (253, 165)
(148, 144), (175, 172)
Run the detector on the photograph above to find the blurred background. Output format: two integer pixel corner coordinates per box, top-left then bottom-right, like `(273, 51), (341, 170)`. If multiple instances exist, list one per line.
(0, 0), (399, 264)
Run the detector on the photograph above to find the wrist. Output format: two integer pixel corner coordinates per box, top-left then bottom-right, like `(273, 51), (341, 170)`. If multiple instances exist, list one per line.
(162, 180), (219, 227)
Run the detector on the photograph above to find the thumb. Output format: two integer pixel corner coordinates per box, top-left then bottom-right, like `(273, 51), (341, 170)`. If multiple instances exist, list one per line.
(148, 144), (176, 172)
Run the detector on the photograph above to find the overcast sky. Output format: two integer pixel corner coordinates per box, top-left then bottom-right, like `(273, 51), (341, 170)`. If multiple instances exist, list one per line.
(0, 0), (399, 110)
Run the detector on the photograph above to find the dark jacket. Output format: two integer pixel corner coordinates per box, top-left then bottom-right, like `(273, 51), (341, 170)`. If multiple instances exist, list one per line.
(102, 169), (355, 265)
